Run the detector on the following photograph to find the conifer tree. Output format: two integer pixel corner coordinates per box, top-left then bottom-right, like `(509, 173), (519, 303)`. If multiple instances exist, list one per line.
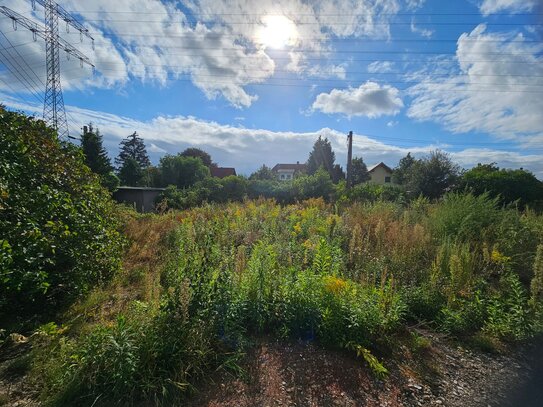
(81, 124), (112, 176)
(115, 131), (151, 170)
(307, 136), (337, 179)
(351, 156), (370, 185)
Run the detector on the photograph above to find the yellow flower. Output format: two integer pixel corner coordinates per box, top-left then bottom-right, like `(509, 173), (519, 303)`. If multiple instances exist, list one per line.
(491, 249), (510, 264)
(324, 276), (347, 295)
(293, 222), (302, 234)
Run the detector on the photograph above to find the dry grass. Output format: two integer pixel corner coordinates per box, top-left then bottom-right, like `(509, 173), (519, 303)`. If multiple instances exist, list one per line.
(65, 213), (178, 331)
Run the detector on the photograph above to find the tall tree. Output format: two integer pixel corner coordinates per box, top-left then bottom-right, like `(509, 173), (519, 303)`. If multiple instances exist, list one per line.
(119, 158), (145, 186)
(406, 150), (460, 200)
(115, 132), (151, 170)
(306, 136), (337, 181)
(393, 152), (416, 185)
(80, 124), (112, 176)
(350, 156), (370, 185)
(158, 154), (210, 189)
(180, 147), (215, 168)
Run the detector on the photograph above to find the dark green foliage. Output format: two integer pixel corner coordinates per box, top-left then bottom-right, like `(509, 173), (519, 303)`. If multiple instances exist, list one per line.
(115, 131), (150, 170)
(0, 107), (123, 315)
(118, 157), (145, 186)
(405, 150), (460, 200)
(392, 152), (415, 185)
(459, 163), (543, 208)
(158, 154), (210, 189)
(293, 169), (335, 201)
(347, 183), (404, 203)
(80, 124), (112, 176)
(100, 171), (120, 191)
(350, 156), (370, 185)
(306, 136), (338, 181)
(249, 164), (276, 180)
(180, 147), (215, 168)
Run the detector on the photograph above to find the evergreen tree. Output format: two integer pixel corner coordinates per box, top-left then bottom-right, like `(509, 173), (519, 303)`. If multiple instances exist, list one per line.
(351, 156), (370, 185)
(115, 132), (151, 170)
(81, 124), (112, 176)
(393, 152), (416, 185)
(119, 157), (145, 186)
(307, 136), (337, 180)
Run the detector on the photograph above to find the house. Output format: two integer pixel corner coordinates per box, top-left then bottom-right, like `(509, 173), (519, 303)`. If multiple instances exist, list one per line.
(113, 186), (165, 213)
(210, 167), (237, 178)
(367, 162), (394, 185)
(272, 162), (307, 181)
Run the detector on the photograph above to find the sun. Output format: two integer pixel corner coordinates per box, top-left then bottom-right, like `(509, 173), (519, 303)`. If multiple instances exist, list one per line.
(256, 15), (298, 49)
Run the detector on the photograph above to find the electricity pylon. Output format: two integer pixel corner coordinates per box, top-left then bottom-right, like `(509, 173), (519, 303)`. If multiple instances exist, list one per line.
(0, 0), (94, 139)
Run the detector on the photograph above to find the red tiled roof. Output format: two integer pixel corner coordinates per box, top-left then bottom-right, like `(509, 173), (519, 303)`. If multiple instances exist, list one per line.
(210, 167), (237, 178)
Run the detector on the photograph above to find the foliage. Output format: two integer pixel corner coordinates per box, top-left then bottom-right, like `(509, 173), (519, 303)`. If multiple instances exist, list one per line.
(0, 107), (123, 316)
(180, 147), (215, 168)
(292, 169), (336, 201)
(118, 157), (145, 186)
(350, 156), (371, 185)
(531, 244), (543, 303)
(158, 154), (210, 189)
(392, 152), (415, 185)
(404, 150), (460, 200)
(306, 136), (343, 182)
(115, 131), (150, 171)
(80, 124), (112, 176)
(459, 163), (543, 209)
(249, 164), (276, 180)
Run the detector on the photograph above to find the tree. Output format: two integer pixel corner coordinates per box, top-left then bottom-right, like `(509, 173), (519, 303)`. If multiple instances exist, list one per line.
(350, 156), (370, 185)
(158, 154), (210, 189)
(119, 157), (145, 186)
(459, 163), (543, 208)
(115, 131), (151, 170)
(332, 164), (345, 183)
(393, 152), (416, 185)
(180, 147), (215, 168)
(249, 164), (275, 180)
(0, 107), (123, 314)
(306, 136), (338, 182)
(406, 150), (460, 200)
(81, 124), (112, 176)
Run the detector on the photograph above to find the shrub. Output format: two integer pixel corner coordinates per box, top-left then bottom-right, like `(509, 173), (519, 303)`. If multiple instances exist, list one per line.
(0, 108), (123, 316)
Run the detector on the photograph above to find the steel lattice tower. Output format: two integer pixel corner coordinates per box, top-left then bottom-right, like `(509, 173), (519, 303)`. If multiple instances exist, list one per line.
(43, 0), (68, 139)
(0, 1), (94, 139)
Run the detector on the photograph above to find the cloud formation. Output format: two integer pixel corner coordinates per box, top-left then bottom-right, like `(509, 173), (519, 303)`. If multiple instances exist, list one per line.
(479, 0), (538, 15)
(312, 82), (404, 118)
(407, 24), (543, 146)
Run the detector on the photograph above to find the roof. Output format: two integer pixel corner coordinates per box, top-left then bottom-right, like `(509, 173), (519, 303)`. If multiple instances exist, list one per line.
(272, 163), (307, 172)
(368, 162), (393, 173)
(210, 167), (237, 178)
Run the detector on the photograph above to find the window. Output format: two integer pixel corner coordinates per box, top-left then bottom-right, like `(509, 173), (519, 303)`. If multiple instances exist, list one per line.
(286, 174), (291, 180)
(385, 176), (391, 183)
(280, 174), (285, 180)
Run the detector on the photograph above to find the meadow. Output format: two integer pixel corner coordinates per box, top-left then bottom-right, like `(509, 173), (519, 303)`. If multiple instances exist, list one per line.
(28, 195), (543, 405)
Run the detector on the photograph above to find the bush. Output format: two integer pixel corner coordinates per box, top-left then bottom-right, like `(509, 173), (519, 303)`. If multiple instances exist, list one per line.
(0, 108), (123, 316)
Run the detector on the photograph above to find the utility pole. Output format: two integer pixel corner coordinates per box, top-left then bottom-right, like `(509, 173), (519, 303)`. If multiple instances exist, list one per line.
(0, 1), (94, 139)
(346, 130), (353, 189)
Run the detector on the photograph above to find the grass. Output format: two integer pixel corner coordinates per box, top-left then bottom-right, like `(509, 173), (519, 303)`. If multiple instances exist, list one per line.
(22, 196), (543, 405)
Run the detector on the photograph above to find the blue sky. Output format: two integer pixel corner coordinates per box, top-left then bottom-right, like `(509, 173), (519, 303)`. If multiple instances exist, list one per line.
(1, 0), (542, 176)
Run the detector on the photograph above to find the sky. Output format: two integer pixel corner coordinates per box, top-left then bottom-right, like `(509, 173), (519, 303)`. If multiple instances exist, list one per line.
(1, 0), (542, 177)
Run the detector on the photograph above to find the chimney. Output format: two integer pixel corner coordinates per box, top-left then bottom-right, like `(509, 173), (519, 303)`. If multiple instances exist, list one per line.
(296, 161), (299, 164)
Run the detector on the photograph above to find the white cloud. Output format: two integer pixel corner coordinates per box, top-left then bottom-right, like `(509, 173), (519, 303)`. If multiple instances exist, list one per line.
(410, 19), (434, 38)
(367, 61), (395, 73)
(387, 120), (399, 127)
(3, 95), (543, 177)
(405, 0), (426, 10)
(407, 24), (543, 146)
(312, 82), (404, 118)
(479, 0), (538, 15)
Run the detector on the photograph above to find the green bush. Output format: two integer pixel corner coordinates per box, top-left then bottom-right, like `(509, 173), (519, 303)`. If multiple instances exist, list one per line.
(0, 108), (123, 316)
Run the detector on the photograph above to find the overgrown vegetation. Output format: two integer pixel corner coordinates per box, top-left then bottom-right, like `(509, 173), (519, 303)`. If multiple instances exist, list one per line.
(0, 108), (124, 318)
(26, 196), (543, 405)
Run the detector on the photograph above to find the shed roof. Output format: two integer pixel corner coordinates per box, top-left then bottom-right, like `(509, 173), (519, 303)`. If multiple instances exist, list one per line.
(210, 167), (237, 178)
(368, 162), (393, 173)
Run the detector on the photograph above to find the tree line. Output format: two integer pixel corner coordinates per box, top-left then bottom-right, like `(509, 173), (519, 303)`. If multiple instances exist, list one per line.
(81, 125), (543, 209)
